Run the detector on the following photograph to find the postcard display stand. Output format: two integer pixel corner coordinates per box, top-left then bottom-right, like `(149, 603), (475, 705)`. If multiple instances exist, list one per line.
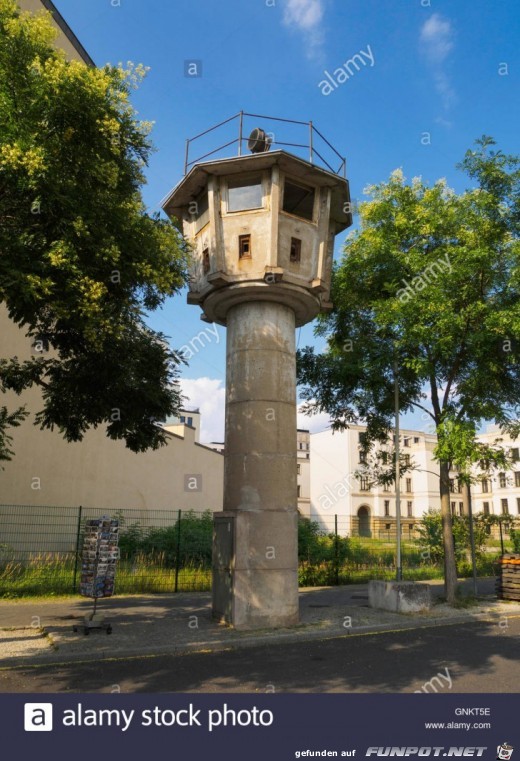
(73, 517), (119, 635)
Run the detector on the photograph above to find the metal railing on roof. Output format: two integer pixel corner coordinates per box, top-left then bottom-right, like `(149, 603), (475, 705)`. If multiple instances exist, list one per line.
(183, 111), (347, 178)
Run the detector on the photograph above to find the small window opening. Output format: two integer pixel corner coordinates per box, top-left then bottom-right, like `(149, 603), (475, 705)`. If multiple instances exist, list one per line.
(290, 237), (302, 263)
(239, 234), (251, 259)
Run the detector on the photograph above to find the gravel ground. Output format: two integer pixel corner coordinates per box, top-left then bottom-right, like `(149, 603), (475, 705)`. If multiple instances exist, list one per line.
(0, 628), (53, 658)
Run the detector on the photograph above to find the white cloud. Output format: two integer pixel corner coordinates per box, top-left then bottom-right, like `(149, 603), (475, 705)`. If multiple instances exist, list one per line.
(297, 405), (332, 434)
(419, 13), (454, 63)
(180, 377), (225, 444)
(419, 14), (456, 109)
(283, 0), (325, 59)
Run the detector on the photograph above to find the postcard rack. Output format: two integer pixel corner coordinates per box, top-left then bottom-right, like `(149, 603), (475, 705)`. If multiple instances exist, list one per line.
(73, 517), (119, 635)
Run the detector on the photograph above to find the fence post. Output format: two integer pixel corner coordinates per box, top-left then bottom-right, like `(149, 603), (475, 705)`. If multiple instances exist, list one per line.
(72, 505), (83, 593)
(334, 514), (339, 585)
(174, 509), (182, 593)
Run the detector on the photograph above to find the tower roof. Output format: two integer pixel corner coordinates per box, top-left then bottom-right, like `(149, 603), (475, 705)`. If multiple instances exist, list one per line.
(162, 150), (352, 233)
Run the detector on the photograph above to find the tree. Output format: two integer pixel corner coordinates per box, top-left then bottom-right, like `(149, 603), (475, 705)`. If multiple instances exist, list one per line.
(297, 138), (519, 603)
(0, 0), (189, 459)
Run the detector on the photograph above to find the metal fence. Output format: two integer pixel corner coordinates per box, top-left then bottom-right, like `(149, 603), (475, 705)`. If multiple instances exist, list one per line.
(0, 505), (213, 596)
(0, 505), (508, 597)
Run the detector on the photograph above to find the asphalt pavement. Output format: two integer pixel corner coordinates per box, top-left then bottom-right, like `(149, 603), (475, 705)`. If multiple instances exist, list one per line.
(0, 577), (519, 692)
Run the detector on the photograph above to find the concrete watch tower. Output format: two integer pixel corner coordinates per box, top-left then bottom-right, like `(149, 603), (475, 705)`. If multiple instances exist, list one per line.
(162, 116), (352, 628)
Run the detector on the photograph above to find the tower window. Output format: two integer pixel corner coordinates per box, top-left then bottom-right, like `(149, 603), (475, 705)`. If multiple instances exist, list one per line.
(282, 180), (315, 221)
(193, 191), (209, 233)
(290, 237), (302, 263)
(202, 247), (210, 274)
(228, 176), (263, 211)
(238, 234), (251, 259)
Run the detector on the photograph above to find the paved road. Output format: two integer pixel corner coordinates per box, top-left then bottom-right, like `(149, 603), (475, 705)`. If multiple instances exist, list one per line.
(1, 616), (518, 693)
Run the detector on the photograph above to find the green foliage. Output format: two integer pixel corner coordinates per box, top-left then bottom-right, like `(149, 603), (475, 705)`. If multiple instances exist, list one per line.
(510, 530), (520, 553)
(0, 404), (28, 467)
(0, 0), (189, 457)
(118, 510), (213, 567)
(417, 509), (495, 565)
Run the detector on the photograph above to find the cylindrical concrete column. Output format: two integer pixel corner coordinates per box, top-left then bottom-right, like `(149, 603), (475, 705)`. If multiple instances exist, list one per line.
(216, 300), (299, 628)
(225, 300), (297, 513)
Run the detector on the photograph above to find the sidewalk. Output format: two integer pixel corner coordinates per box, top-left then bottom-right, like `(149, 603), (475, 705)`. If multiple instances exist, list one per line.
(1, 578), (519, 668)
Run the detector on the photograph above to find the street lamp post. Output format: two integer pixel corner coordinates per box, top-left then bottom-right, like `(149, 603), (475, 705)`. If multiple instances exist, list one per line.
(394, 359), (402, 581)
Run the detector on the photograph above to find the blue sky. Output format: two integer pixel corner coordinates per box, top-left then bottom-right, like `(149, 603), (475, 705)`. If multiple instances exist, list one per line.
(53, 0), (519, 442)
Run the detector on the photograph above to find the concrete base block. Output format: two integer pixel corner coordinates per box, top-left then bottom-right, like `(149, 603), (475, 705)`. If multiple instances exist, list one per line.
(212, 510), (299, 630)
(368, 580), (432, 614)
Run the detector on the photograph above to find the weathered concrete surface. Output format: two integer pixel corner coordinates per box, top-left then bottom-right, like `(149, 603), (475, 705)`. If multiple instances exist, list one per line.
(368, 580), (432, 614)
(213, 301), (299, 629)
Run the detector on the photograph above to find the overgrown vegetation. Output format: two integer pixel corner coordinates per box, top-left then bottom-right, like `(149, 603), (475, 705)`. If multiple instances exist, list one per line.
(0, 510), (513, 597)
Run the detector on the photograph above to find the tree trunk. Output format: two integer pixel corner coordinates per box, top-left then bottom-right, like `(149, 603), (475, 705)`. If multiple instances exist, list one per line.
(439, 459), (458, 603)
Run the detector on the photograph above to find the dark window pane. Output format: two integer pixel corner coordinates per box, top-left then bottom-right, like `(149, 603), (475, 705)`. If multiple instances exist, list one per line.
(283, 180), (315, 220)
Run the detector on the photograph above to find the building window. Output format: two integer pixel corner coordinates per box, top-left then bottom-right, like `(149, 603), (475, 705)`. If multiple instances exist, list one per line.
(228, 176), (263, 211)
(202, 247), (210, 274)
(404, 437), (410, 448)
(384, 500), (390, 517)
(383, 483), (390, 493)
(282, 179), (315, 221)
(414, 437), (420, 444)
(501, 498), (509, 514)
(359, 477), (370, 491)
(449, 479), (455, 493)
(458, 481), (464, 494)
(406, 478), (412, 493)
(297, 485), (301, 498)
(179, 416), (185, 423)
(359, 451), (367, 465)
(482, 479), (489, 493)
(407, 501), (413, 517)
(451, 501), (456, 515)
(517, 497), (520, 515)
(499, 472), (507, 489)
(187, 417), (193, 427)
(403, 454), (411, 466)
(385, 523), (391, 531)
(238, 234), (251, 259)
(289, 237), (302, 263)
(515, 471), (520, 488)
(511, 447), (519, 462)
(459, 502), (464, 516)
(297, 464), (301, 475)
(482, 501), (490, 515)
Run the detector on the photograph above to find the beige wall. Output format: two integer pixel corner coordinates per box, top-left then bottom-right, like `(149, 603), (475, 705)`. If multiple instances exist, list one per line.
(18, 0), (93, 65)
(0, 308), (224, 512)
